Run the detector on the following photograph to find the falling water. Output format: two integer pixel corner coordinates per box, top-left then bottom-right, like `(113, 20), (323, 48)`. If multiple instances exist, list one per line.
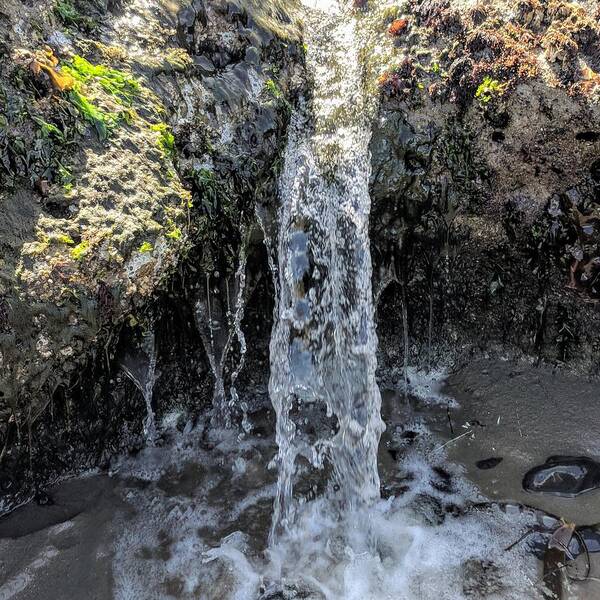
(101, 4), (550, 599)
(119, 329), (158, 444)
(269, 0), (384, 540)
(194, 249), (248, 428)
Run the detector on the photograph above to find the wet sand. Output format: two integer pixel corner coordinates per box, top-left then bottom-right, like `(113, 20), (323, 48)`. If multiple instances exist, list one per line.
(437, 359), (600, 600)
(1, 359), (599, 599)
(0, 476), (127, 599)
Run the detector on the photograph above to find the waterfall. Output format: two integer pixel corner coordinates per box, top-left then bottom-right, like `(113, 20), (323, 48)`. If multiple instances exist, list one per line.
(269, 0), (384, 541)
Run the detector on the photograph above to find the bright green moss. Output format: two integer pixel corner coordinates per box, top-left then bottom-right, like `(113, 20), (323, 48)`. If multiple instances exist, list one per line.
(150, 123), (175, 158)
(71, 240), (90, 260)
(475, 76), (507, 104)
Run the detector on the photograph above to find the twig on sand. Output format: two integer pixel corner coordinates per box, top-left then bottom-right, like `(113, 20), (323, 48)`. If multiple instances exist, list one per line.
(435, 429), (473, 451)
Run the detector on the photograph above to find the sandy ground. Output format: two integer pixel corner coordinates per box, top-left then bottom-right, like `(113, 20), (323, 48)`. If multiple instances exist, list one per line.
(438, 359), (600, 599)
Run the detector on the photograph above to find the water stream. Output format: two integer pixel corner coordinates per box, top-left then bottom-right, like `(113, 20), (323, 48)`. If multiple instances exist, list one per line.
(269, 0), (384, 542)
(119, 329), (158, 445)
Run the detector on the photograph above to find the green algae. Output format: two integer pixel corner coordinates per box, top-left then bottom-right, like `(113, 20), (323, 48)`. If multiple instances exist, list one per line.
(138, 241), (154, 253)
(150, 123), (175, 159)
(63, 56), (140, 106)
(70, 240), (90, 260)
(475, 77), (507, 105)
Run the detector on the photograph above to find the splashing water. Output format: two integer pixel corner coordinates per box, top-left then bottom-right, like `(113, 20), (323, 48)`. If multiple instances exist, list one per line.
(105, 3), (545, 599)
(269, 0), (384, 541)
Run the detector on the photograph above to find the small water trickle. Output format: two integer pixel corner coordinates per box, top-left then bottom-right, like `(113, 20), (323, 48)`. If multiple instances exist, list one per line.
(268, 0), (384, 543)
(119, 329), (158, 445)
(194, 275), (228, 424)
(194, 246), (250, 429)
(229, 242), (250, 434)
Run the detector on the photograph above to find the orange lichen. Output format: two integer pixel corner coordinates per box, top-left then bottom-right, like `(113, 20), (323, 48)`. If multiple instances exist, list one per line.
(542, 25), (579, 64)
(515, 0), (546, 30)
(467, 23), (539, 84)
(388, 18), (409, 37)
(572, 64), (600, 95)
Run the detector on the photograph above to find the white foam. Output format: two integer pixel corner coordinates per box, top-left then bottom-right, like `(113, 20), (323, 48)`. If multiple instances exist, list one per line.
(403, 367), (457, 407)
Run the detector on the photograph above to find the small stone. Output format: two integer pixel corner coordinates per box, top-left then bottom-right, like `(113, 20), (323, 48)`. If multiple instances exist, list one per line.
(523, 456), (600, 497)
(463, 559), (503, 597)
(476, 457), (503, 470)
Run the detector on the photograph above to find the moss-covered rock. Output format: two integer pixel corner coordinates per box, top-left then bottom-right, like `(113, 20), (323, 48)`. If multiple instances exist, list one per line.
(0, 0), (305, 510)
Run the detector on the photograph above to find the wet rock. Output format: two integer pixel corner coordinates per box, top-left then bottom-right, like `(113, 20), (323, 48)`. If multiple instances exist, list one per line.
(34, 490), (54, 506)
(411, 493), (445, 525)
(430, 466), (453, 493)
(371, 0), (600, 374)
(0, 473), (16, 495)
(523, 456), (600, 497)
(462, 559), (503, 598)
(476, 457), (503, 470)
(0, 0), (305, 512)
(591, 159), (600, 183)
(259, 580), (326, 600)
(570, 527), (600, 556)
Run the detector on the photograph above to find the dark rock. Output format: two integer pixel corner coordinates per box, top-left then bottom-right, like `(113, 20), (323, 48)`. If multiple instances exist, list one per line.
(244, 46), (261, 65)
(568, 526), (600, 556)
(177, 6), (197, 49)
(193, 54), (216, 75)
(591, 159), (600, 183)
(259, 580), (326, 600)
(192, 0), (208, 26)
(411, 493), (445, 525)
(576, 131), (600, 142)
(523, 456), (600, 497)
(0, 473), (15, 494)
(476, 457), (503, 470)
(431, 466), (453, 493)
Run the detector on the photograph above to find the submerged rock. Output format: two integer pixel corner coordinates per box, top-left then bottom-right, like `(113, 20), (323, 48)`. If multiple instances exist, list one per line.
(259, 581), (326, 600)
(462, 559), (503, 598)
(523, 456), (600, 497)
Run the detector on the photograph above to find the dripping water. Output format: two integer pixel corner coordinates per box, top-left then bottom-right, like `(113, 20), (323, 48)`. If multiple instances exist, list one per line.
(194, 247), (249, 428)
(119, 329), (158, 445)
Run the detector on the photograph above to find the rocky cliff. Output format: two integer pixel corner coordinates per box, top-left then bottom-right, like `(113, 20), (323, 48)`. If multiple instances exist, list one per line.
(368, 0), (600, 376)
(0, 0), (304, 508)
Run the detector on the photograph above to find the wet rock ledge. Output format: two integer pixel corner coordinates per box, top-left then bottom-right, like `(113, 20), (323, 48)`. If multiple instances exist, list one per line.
(368, 0), (600, 375)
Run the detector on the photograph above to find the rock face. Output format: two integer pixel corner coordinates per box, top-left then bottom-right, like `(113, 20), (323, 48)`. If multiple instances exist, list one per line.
(368, 0), (600, 375)
(0, 0), (304, 509)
